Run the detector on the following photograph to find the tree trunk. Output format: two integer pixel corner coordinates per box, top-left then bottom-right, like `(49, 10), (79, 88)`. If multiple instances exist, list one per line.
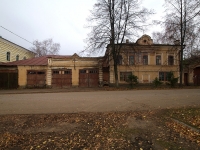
(114, 60), (119, 87)
(179, 0), (183, 86)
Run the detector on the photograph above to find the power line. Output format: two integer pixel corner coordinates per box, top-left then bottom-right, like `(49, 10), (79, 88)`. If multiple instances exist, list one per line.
(0, 25), (34, 45)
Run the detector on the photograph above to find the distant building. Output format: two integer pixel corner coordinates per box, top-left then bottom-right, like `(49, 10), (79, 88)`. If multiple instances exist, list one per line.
(183, 56), (200, 86)
(0, 35), (182, 89)
(0, 36), (35, 63)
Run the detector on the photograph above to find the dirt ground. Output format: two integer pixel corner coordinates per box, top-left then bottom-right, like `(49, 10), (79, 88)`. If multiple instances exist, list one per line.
(0, 88), (200, 149)
(1, 89), (200, 114)
(0, 107), (200, 150)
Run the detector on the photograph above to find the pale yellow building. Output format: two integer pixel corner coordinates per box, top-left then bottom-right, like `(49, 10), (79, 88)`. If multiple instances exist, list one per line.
(107, 35), (181, 84)
(0, 54), (103, 88)
(0, 36), (35, 63)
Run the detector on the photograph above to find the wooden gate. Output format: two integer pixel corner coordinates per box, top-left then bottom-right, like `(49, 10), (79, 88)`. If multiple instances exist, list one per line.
(79, 69), (99, 87)
(27, 70), (46, 87)
(0, 70), (18, 89)
(194, 67), (200, 85)
(52, 69), (72, 88)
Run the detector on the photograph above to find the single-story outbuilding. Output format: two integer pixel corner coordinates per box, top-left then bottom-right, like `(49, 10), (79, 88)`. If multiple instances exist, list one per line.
(0, 54), (105, 89)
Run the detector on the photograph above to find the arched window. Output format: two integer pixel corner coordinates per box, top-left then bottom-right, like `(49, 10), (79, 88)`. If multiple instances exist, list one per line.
(6, 52), (10, 61)
(16, 55), (19, 61)
(23, 56), (26, 60)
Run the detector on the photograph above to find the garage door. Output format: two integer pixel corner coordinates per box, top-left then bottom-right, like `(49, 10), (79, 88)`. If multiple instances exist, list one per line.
(194, 67), (200, 85)
(79, 69), (99, 87)
(52, 69), (72, 88)
(27, 70), (46, 87)
(0, 70), (18, 89)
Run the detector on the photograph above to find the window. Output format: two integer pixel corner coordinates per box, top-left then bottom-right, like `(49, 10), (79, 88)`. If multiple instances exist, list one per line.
(64, 70), (71, 74)
(117, 55), (122, 65)
(80, 70), (86, 73)
(89, 70), (98, 73)
(16, 55), (19, 61)
(129, 55), (134, 65)
(120, 72), (132, 81)
(168, 56), (174, 65)
(159, 72), (170, 81)
(6, 52), (10, 61)
(28, 71), (36, 74)
(37, 71), (45, 74)
(23, 56), (26, 60)
(143, 55), (148, 65)
(53, 71), (59, 74)
(156, 55), (161, 65)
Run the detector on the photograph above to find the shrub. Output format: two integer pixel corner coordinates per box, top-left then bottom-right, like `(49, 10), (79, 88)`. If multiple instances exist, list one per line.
(127, 74), (138, 88)
(167, 72), (178, 87)
(152, 77), (162, 87)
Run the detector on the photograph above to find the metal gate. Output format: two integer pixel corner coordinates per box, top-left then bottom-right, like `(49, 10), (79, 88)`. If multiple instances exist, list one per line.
(194, 67), (200, 85)
(0, 70), (18, 89)
(79, 69), (99, 87)
(52, 69), (72, 88)
(27, 70), (46, 87)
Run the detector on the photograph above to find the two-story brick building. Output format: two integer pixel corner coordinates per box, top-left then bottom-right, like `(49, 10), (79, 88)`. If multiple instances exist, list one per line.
(107, 35), (180, 84)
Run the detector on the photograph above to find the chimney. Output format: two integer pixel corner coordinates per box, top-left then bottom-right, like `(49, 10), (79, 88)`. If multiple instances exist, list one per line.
(126, 39), (129, 43)
(174, 40), (180, 45)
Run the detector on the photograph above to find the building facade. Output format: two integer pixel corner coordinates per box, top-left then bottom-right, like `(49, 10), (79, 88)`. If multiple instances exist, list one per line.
(107, 35), (180, 84)
(0, 35), (183, 89)
(0, 54), (103, 89)
(0, 36), (35, 63)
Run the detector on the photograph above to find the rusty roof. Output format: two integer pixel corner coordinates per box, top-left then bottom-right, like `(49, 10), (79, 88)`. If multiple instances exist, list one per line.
(0, 55), (71, 66)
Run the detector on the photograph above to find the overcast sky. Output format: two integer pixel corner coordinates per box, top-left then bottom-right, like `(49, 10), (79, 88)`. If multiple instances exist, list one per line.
(0, 0), (165, 56)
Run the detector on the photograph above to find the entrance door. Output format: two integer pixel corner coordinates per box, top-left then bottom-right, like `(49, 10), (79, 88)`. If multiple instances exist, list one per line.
(52, 69), (72, 88)
(79, 69), (99, 87)
(194, 67), (200, 85)
(27, 70), (46, 87)
(0, 70), (18, 89)
(184, 73), (188, 86)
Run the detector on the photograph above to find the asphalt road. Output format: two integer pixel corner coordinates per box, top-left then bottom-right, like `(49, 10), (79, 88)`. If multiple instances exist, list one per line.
(0, 89), (200, 115)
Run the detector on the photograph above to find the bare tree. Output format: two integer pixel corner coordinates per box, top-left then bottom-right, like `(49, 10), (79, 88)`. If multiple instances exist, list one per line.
(153, 0), (200, 85)
(84, 0), (153, 87)
(30, 39), (60, 57)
